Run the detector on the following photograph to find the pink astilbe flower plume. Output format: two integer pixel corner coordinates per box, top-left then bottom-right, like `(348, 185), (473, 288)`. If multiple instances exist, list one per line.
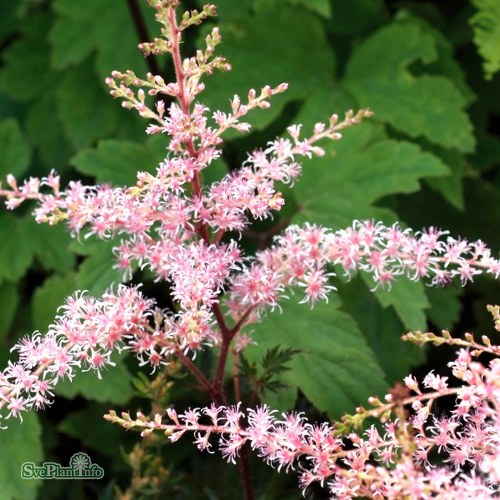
(0, 286), (153, 424)
(1, 0), (500, 429)
(1, 1), (500, 498)
(226, 221), (500, 322)
(106, 313), (500, 498)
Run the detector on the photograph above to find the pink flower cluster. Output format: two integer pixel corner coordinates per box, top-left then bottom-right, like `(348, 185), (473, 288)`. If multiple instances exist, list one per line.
(3, 157), (500, 323)
(0, 110), (372, 329)
(106, 332), (500, 498)
(0, 111), (362, 235)
(0, 286), (152, 424)
(227, 220), (500, 321)
(0, 0), (499, 434)
(1, 214), (499, 425)
(2, 1), (500, 497)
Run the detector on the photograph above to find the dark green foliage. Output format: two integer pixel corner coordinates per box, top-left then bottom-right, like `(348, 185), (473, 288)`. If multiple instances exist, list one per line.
(0, 0), (499, 497)
(240, 345), (301, 397)
(470, 0), (500, 79)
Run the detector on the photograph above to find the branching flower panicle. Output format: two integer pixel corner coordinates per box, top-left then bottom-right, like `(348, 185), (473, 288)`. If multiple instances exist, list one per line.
(106, 309), (500, 497)
(1, 1), (500, 499)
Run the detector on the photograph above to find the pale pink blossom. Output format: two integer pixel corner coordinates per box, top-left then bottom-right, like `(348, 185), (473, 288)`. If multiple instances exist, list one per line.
(105, 332), (500, 497)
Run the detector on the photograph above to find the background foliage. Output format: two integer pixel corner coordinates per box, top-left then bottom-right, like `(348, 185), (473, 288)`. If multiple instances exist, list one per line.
(0, 0), (499, 498)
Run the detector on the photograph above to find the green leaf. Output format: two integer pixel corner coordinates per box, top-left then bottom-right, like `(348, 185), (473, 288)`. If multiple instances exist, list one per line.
(49, 0), (97, 68)
(470, 0), (500, 80)
(424, 147), (466, 211)
(58, 405), (131, 459)
(0, 119), (31, 178)
(344, 21), (475, 152)
(71, 139), (159, 186)
(368, 276), (430, 331)
(68, 235), (110, 256)
(247, 297), (387, 419)
(261, 346), (299, 375)
(32, 273), (77, 332)
(260, 384), (297, 413)
(76, 240), (125, 295)
(407, 16), (475, 105)
(0, 412), (42, 500)
(0, 214), (35, 284)
(56, 59), (119, 149)
(334, 139), (449, 203)
(30, 222), (76, 274)
(329, 0), (384, 34)
(199, 5), (335, 134)
(93, 2), (154, 81)
(55, 353), (134, 404)
(50, 0), (149, 79)
(339, 276), (426, 385)
(0, 13), (54, 101)
(426, 285), (463, 330)
(255, 0), (331, 18)
(0, 283), (19, 341)
(292, 89), (449, 229)
(25, 94), (74, 169)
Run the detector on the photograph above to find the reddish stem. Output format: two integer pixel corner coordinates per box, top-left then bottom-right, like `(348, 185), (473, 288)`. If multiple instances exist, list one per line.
(232, 348), (241, 402)
(237, 446), (254, 500)
(229, 306), (255, 336)
(166, 8), (254, 498)
(174, 349), (223, 402)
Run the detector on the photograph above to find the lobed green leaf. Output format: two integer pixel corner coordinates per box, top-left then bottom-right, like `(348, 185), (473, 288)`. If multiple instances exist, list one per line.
(470, 0), (500, 80)
(247, 297), (387, 419)
(71, 139), (161, 186)
(0, 413), (42, 499)
(344, 21), (475, 152)
(0, 119), (31, 179)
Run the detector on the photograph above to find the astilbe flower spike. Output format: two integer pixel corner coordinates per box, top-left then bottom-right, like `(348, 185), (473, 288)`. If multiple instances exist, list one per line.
(105, 312), (500, 498)
(226, 220), (500, 321)
(1, 1), (500, 499)
(0, 286), (153, 424)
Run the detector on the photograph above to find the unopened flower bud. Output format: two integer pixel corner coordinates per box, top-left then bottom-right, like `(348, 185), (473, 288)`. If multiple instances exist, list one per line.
(261, 85), (272, 98)
(236, 122), (251, 132)
(314, 122), (325, 134)
(231, 94), (240, 112)
(403, 375), (420, 393)
(6, 174), (17, 189)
